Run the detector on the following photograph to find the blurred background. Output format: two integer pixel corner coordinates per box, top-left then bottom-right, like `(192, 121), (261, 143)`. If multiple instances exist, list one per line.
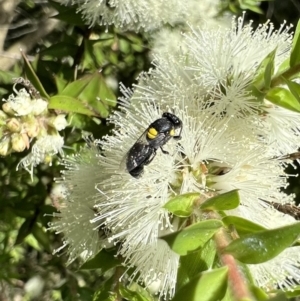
(0, 0), (300, 300)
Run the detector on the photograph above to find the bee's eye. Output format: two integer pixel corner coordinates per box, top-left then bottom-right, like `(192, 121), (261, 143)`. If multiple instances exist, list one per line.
(147, 127), (158, 139)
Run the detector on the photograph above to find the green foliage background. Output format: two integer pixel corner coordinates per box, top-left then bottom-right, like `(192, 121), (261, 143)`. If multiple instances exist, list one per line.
(0, 0), (300, 300)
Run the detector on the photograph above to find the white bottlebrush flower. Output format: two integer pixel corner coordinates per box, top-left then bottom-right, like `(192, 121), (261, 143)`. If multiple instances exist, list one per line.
(50, 114), (68, 131)
(150, 15), (232, 59)
(2, 88), (36, 116)
(249, 246), (300, 291)
(260, 101), (300, 156)
(54, 98), (300, 297)
(133, 16), (292, 116)
(2, 86), (47, 116)
(17, 135), (65, 178)
(58, 0), (222, 32)
(122, 239), (180, 299)
(30, 98), (48, 115)
(49, 143), (106, 263)
(52, 15), (300, 299)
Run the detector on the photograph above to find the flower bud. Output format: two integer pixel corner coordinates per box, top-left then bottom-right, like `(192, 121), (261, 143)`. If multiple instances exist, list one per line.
(6, 118), (21, 132)
(0, 137), (11, 156)
(0, 110), (8, 120)
(11, 133), (28, 152)
(31, 99), (48, 115)
(2, 102), (15, 115)
(24, 118), (40, 138)
(49, 115), (68, 131)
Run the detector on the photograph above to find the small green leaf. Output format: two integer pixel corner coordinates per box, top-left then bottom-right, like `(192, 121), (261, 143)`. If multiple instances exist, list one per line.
(164, 193), (200, 217)
(21, 51), (49, 99)
(15, 219), (34, 245)
(93, 275), (116, 301)
(250, 85), (266, 103)
(49, 0), (86, 26)
(250, 285), (269, 301)
(48, 95), (96, 115)
(277, 57), (290, 75)
(264, 49), (276, 89)
(119, 283), (155, 301)
(162, 220), (223, 256)
(281, 77), (300, 102)
(172, 267), (228, 301)
(268, 293), (289, 301)
(290, 20), (300, 67)
(253, 49), (276, 89)
(32, 223), (51, 252)
(239, 0), (263, 14)
(224, 222), (300, 264)
(80, 249), (121, 272)
(58, 72), (116, 118)
(200, 190), (240, 211)
(40, 42), (78, 58)
(266, 86), (300, 113)
(177, 239), (217, 290)
(285, 285), (300, 298)
(222, 216), (266, 236)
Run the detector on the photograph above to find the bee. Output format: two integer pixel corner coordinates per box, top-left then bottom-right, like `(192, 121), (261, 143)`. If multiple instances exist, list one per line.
(125, 112), (183, 178)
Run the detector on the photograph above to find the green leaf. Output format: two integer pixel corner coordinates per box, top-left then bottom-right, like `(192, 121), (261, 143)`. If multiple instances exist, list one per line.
(285, 285), (300, 298)
(264, 49), (276, 89)
(40, 42), (78, 58)
(15, 219), (34, 245)
(253, 49), (276, 89)
(32, 223), (51, 252)
(224, 222), (300, 264)
(281, 77), (300, 102)
(250, 285), (269, 301)
(164, 193), (200, 217)
(49, 0), (86, 26)
(177, 239), (217, 290)
(0, 70), (17, 84)
(222, 216), (266, 236)
(276, 57), (290, 75)
(57, 72), (116, 117)
(266, 86), (300, 113)
(80, 249), (121, 272)
(83, 40), (107, 70)
(268, 293), (289, 301)
(200, 190), (240, 211)
(250, 85), (266, 103)
(172, 267), (228, 301)
(290, 20), (300, 67)
(162, 220), (223, 256)
(21, 51), (50, 100)
(93, 275), (116, 301)
(239, 0), (263, 14)
(48, 95), (96, 116)
(119, 283), (154, 301)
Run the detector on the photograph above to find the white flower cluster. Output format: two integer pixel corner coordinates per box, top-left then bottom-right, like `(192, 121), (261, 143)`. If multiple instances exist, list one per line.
(52, 16), (300, 299)
(1, 85), (67, 178)
(59, 0), (221, 31)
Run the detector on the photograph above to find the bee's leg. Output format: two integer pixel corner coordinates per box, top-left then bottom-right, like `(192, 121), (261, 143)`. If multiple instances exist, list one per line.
(173, 135), (182, 140)
(160, 147), (169, 155)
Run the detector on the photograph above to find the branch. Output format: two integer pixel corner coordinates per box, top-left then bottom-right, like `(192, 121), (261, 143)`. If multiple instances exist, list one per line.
(0, 0), (21, 50)
(0, 15), (60, 71)
(214, 228), (254, 301)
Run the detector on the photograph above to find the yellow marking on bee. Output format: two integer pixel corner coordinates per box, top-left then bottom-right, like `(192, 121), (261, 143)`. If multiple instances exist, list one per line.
(170, 129), (175, 136)
(147, 127), (158, 139)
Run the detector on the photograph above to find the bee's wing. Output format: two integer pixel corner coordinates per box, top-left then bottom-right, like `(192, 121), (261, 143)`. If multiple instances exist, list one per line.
(119, 128), (149, 172)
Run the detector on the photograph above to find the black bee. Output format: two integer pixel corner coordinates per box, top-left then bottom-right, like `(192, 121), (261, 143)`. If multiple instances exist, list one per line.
(125, 112), (182, 178)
